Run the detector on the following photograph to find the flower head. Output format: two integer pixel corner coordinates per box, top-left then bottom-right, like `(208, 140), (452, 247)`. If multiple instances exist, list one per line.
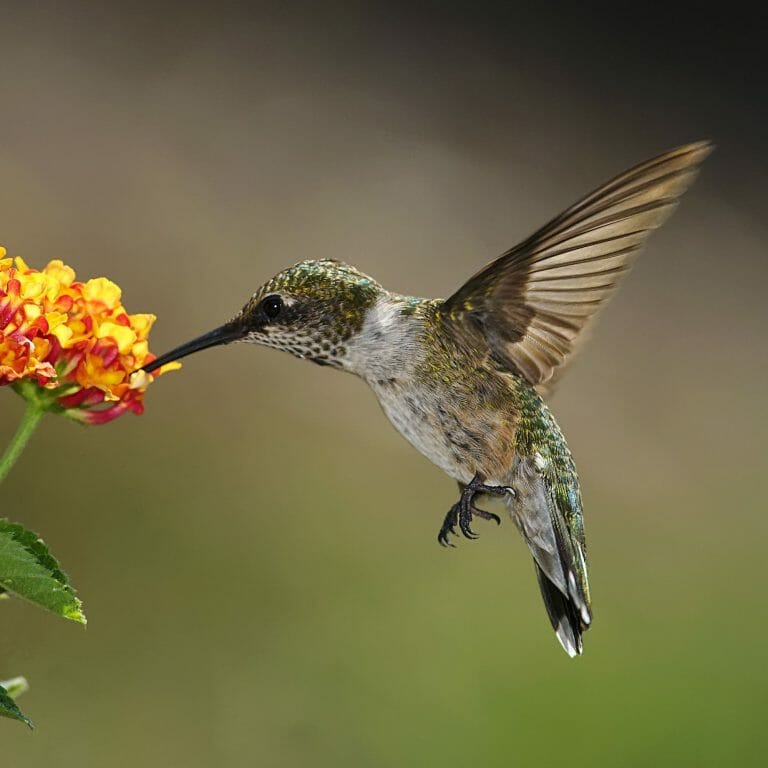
(0, 248), (177, 424)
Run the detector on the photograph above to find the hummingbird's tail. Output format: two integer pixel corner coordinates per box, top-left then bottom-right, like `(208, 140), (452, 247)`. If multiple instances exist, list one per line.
(534, 563), (586, 657)
(509, 438), (592, 657)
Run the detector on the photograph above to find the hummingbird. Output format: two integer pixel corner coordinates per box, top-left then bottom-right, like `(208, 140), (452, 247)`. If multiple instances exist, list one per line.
(144, 142), (711, 656)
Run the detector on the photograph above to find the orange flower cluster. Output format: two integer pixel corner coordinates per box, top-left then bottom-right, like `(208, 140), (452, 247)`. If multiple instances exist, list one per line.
(0, 248), (177, 424)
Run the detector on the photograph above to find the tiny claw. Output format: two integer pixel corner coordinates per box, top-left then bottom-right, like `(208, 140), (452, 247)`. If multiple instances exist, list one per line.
(458, 516), (478, 539)
(481, 484), (515, 499)
(435, 475), (511, 545)
(471, 506), (501, 526)
(437, 504), (461, 548)
(437, 522), (456, 547)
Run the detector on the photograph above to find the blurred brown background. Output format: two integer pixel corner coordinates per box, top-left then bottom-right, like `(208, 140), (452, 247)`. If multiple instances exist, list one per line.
(2, 3), (766, 766)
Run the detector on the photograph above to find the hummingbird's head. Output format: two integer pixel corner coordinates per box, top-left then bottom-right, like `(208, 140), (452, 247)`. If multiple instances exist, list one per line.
(143, 260), (384, 373)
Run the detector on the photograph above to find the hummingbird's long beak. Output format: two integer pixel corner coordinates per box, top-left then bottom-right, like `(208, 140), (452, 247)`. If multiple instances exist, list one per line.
(141, 322), (244, 374)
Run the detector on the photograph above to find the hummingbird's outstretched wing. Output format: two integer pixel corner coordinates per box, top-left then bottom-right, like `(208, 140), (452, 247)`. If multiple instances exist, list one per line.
(442, 142), (712, 393)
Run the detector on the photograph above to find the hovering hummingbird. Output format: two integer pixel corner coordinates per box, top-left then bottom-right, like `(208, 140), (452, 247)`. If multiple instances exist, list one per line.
(144, 142), (711, 656)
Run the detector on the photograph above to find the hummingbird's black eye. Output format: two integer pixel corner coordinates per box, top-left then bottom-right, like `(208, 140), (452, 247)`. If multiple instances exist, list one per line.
(261, 294), (284, 320)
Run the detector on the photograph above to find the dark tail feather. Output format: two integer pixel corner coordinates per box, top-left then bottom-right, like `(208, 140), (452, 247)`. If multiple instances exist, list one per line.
(534, 563), (586, 657)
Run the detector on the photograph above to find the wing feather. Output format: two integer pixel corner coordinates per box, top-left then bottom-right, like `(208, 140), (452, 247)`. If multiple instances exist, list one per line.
(442, 142), (712, 390)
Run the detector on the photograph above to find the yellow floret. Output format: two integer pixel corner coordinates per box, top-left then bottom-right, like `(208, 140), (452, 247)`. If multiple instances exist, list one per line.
(82, 277), (122, 309)
(43, 260), (76, 287)
(97, 321), (137, 355)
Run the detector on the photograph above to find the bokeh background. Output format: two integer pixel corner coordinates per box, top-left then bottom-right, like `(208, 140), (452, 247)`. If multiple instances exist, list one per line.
(2, 3), (766, 766)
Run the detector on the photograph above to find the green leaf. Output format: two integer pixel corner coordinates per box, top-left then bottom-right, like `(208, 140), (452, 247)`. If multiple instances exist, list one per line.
(0, 676), (28, 698)
(0, 520), (86, 624)
(0, 678), (33, 728)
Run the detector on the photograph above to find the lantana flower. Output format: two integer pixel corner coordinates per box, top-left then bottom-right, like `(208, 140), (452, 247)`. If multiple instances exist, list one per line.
(0, 247), (177, 426)
(0, 245), (179, 728)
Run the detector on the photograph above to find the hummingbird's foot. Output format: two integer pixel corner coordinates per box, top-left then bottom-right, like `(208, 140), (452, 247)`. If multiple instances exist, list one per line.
(437, 473), (515, 547)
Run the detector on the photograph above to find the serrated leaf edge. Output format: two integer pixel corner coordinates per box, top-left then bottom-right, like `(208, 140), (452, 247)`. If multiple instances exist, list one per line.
(0, 519), (86, 625)
(0, 682), (33, 729)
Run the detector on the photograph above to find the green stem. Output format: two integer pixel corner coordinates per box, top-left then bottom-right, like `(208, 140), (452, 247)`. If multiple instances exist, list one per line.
(0, 401), (45, 484)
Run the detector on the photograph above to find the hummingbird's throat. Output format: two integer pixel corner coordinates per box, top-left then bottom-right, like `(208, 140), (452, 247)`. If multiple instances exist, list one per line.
(241, 325), (349, 369)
